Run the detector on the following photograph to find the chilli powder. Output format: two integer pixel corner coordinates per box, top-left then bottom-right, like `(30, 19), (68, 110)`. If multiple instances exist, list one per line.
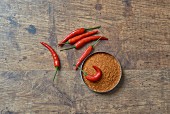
(82, 52), (121, 92)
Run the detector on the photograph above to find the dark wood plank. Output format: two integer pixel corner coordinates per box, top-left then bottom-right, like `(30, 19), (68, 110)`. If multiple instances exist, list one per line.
(0, 70), (169, 113)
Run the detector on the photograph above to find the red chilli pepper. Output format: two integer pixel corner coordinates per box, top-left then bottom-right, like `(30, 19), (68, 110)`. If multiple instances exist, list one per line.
(75, 46), (93, 70)
(77, 66), (102, 82)
(58, 26), (101, 46)
(65, 30), (98, 45)
(40, 42), (60, 81)
(85, 66), (102, 82)
(60, 36), (108, 51)
(75, 37), (101, 70)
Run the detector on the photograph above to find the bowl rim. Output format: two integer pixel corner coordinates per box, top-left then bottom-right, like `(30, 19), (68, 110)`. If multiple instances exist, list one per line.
(80, 51), (122, 93)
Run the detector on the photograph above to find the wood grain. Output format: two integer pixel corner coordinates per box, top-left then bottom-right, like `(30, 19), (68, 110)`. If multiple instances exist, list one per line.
(0, 70), (169, 113)
(0, 0), (169, 113)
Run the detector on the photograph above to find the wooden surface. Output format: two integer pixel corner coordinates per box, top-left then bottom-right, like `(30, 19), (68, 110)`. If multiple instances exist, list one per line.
(0, 0), (169, 113)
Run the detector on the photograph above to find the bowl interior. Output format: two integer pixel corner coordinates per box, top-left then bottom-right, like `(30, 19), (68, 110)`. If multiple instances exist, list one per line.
(80, 52), (122, 93)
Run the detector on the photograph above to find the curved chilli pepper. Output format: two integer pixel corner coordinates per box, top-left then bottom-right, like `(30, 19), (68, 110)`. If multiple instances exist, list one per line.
(74, 65), (102, 82)
(85, 66), (102, 82)
(40, 42), (60, 81)
(58, 26), (101, 46)
(65, 30), (98, 45)
(75, 37), (101, 70)
(60, 36), (108, 51)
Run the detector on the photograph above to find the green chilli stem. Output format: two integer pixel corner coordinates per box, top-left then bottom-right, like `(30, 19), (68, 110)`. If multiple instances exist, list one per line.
(53, 67), (59, 82)
(58, 41), (70, 45)
(85, 26), (101, 31)
(60, 46), (76, 51)
(73, 64), (87, 76)
(92, 36), (102, 48)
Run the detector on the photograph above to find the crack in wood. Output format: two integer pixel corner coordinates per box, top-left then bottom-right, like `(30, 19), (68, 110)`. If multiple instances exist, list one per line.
(48, 2), (58, 47)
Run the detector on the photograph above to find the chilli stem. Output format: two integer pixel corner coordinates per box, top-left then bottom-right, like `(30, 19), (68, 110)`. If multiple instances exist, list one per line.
(92, 36), (102, 48)
(85, 26), (101, 31)
(53, 67), (59, 82)
(73, 64), (87, 76)
(58, 41), (70, 45)
(60, 46), (76, 51)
